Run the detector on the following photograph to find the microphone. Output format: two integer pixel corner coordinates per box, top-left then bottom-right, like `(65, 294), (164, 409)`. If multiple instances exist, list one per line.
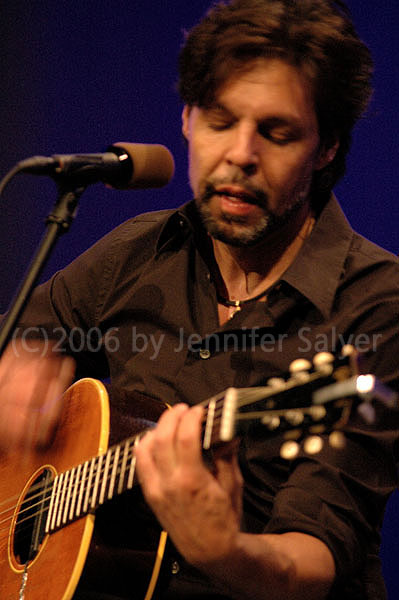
(16, 142), (175, 189)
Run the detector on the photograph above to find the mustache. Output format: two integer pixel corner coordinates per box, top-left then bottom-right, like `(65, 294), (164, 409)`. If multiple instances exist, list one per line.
(201, 177), (268, 208)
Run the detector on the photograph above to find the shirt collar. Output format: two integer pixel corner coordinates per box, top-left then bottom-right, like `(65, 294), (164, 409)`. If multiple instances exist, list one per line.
(156, 196), (354, 319)
(155, 200), (204, 253)
(281, 195), (353, 319)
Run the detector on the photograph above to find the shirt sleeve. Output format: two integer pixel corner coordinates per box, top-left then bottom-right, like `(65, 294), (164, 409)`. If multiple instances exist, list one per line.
(236, 253), (399, 596)
(262, 293), (399, 592)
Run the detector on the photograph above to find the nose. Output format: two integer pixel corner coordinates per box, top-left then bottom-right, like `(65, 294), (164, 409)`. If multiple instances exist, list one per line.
(224, 123), (259, 175)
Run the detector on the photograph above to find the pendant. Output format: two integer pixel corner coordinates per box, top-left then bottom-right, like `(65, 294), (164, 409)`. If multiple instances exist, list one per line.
(228, 302), (241, 319)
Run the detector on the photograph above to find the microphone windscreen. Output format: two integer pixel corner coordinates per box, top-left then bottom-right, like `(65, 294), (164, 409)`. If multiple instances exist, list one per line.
(111, 142), (175, 189)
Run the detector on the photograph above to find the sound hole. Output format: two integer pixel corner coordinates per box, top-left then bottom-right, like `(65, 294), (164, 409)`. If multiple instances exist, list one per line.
(14, 468), (52, 565)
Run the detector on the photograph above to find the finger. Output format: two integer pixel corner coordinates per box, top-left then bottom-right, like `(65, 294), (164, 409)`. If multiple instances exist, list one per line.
(213, 451), (243, 517)
(139, 403), (189, 475)
(19, 352), (74, 449)
(0, 343), (75, 450)
(174, 405), (205, 468)
(214, 451), (243, 489)
(36, 355), (75, 446)
(0, 355), (45, 450)
(135, 430), (160, 493)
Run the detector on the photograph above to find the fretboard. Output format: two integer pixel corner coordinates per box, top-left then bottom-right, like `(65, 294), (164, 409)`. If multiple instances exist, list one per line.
(42, 387), (241, 534)
(44, 434), (142, 534)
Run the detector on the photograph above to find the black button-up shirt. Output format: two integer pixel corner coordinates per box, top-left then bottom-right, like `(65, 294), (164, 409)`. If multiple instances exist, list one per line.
(17, 195), (399, 599)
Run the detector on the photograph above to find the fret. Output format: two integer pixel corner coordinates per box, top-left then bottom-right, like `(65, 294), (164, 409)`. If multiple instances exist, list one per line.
(53, 472), (64, 529)
(108, 445), (120, 500)
(83, 458), (95, 513)
(76, 461), (89, 517)
(45, 474), (58, 533)
(50, 474), (62, 531)
(57, 471), (69, 528)
(203, 398), (216, 450)
(219, 388), (237, 442)
(99, 450), (112, 505)
(69, 464), (82, 521)
(127, 437), (139, 489)
(90, 455), (103, 509)
(62, 468), (74, 524)
(118, 438), (131, 495)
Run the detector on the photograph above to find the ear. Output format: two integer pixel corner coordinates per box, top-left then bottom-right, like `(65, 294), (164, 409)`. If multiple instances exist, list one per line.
(182, 105), (191, 140)
(315, 139), (340, 170)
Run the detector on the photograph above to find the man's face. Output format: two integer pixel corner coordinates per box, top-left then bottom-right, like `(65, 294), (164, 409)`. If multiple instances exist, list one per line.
(182, 58), (335, 246)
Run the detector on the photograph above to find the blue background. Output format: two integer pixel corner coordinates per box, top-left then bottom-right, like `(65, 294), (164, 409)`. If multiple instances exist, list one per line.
(1, 2), (398, 595)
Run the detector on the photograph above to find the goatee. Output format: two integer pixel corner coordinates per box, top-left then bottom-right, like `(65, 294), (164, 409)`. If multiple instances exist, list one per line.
(196, 181), (307, 247)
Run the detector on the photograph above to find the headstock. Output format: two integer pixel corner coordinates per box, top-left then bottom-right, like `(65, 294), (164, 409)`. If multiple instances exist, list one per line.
(203, 346), (397, 459)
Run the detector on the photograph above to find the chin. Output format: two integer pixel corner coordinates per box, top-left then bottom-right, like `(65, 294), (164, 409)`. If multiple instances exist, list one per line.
(202, 211), (272, 247)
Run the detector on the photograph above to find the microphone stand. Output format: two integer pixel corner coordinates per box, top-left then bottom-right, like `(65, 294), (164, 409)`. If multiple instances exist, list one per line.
(0, 180), (86, 358)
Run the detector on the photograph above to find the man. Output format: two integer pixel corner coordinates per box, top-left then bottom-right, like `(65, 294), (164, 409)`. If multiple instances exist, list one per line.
(1, 1), (399, 599)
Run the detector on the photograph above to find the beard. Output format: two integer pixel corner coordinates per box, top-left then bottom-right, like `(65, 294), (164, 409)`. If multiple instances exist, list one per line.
(195, 178), (309, 247)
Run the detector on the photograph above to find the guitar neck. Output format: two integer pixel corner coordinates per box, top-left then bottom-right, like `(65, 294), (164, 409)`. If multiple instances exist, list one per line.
(44, 389), (238, 534)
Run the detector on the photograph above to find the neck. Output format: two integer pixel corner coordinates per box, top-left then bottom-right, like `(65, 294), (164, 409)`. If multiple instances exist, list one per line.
(211, 203), (314, 301)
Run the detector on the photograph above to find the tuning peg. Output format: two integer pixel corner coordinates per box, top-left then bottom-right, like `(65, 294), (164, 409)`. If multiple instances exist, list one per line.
(289, 358), (312, 376)
(289, 358), (312, 372)
(267, 377), (286, 390)
(313, 352), (334, 374)
(280, 440), (300, 460)
(284, 410), (304, 426)
(303, 435), (324, 455)
(289, 359), (312, 382)
(329, 431), (346, 449)
(308, 405), (327, 421)
(261, 415), (281, 430)
(341, 344), (355, 358)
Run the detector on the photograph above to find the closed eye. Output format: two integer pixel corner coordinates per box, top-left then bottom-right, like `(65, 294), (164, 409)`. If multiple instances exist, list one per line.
(208, 120), (234, 131)
(258, 121), (300, 145)
(264, 132), (296, 145)
(203, 105), (235, 131)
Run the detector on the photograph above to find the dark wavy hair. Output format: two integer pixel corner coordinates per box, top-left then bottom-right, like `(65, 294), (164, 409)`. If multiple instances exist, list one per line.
(178, 0), (373, 201)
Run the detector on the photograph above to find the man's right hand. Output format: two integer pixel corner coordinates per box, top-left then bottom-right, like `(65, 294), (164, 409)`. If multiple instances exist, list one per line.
(0, 340), (75, 452)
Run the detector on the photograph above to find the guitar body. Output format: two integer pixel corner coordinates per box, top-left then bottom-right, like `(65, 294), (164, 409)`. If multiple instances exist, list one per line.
(0, 379), (168, 600)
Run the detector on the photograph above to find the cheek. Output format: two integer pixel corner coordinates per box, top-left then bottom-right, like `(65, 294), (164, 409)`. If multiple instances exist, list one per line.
(188, 141), (217, 195)
(266, 148), (318, 190)
(187, 146), (201, 195)
(263, 151), (318, 211)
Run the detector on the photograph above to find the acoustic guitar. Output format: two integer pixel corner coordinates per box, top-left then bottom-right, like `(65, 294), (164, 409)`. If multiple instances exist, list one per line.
(0, 349), (395, 599)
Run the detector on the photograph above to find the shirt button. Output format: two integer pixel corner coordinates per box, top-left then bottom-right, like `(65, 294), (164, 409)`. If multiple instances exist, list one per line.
(199, 348), (211, 359)
(171, 560), (180, 575)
